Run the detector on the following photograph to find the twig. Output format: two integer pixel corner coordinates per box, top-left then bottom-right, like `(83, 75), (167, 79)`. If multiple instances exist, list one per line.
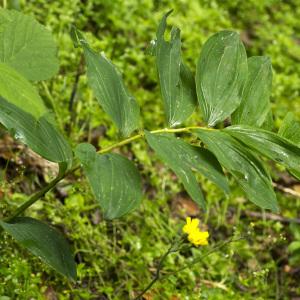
(273, 182), (300, 198)
(201, 279), (228, 291)
(243, 210), (300, 224)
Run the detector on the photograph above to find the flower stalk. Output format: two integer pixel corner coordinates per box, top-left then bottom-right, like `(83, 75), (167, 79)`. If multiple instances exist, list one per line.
(134, 233), (245, 299)
(134, 218), (209, 299)
(133, 237), (185, 300)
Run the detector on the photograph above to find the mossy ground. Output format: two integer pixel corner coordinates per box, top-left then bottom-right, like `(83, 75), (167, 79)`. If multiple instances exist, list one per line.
(1, 0), (300, 299)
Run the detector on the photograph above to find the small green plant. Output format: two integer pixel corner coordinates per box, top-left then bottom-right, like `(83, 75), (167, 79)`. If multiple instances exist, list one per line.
(288, 223), (300, 266)
(0, 7), (300, 295)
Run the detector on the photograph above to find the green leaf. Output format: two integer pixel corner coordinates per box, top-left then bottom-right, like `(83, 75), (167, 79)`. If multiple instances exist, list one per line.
(225, 125), (300, 172)
(289, 253), (300, 266)
(145, 131), (204, 209)
(278, 113), (300, 146)
(290, 223), (300, 240)
(155, 11), (197, 126)
(75, 143), (142, 219)
(176, 63), (198, 124)
(288, 241), (300, 253)
(145, 132), (229, 209)
(0, 63), (47, 118)
(0, 96), (72, 165)
(232, 56), (273, 127)
(278, 113), (300, 179)
(74, 29), (139, 137)
(196, 31), (248, 127)
(193, 129), (278, 211)
(261, 110), (274, 131)
(0, 217), (76, 280)
(282, 168), (300, 183)
(0, 8), (59, 81)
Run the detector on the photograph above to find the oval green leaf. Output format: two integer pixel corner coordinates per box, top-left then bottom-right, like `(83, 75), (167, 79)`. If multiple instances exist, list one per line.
(0, 63), (47, 118)
(0, 8), (59, 81)
(0, 217), (76, 280)
(225, 125), (300, 172)
(155, 11), (197, 126)
(196, 31), (248, 126)
(0, 96), (72, 165)
(232, 56), (273, 127)
(193, 129), (278, 211)
(73, 29), (139, 137)
(145, 131), (230, 209)
(278, 113), (300, 146)
(75, 143), (142, 219)
(278, 113), (300, 179)
(261, 110), (274, 131)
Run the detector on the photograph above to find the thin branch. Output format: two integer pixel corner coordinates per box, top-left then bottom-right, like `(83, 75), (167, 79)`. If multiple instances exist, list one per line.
(243, 210), (300, 224)
(273, 182), (300, 198)
(201, 279), (228, 291)
(98, 132), (145, 154)
(97, 126), (212, 154)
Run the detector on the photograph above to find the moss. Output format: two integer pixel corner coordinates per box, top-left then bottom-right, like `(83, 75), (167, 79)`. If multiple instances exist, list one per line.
(1, 0), (300, 299)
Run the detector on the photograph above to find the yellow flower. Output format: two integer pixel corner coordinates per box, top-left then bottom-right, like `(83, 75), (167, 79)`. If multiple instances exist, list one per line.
(188, 230), (209, 246)
(182, 217), (209, 246)
(182, 217), (199, 235)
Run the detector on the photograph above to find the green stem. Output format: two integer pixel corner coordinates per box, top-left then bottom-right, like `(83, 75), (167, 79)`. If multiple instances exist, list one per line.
(4, 174), (64, 222)
(97, 126), (212, 155)
(161, 236), (245, 280)
(98, 132), (145, 154)
(133, 236), (244, 299)
(133, 241), (179, 300)
(3, 0), (7, 9)
(5, 125), (211, 220)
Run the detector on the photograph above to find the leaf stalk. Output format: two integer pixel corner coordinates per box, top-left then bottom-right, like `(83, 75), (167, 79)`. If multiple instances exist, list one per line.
(5, 125), (211, 220)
